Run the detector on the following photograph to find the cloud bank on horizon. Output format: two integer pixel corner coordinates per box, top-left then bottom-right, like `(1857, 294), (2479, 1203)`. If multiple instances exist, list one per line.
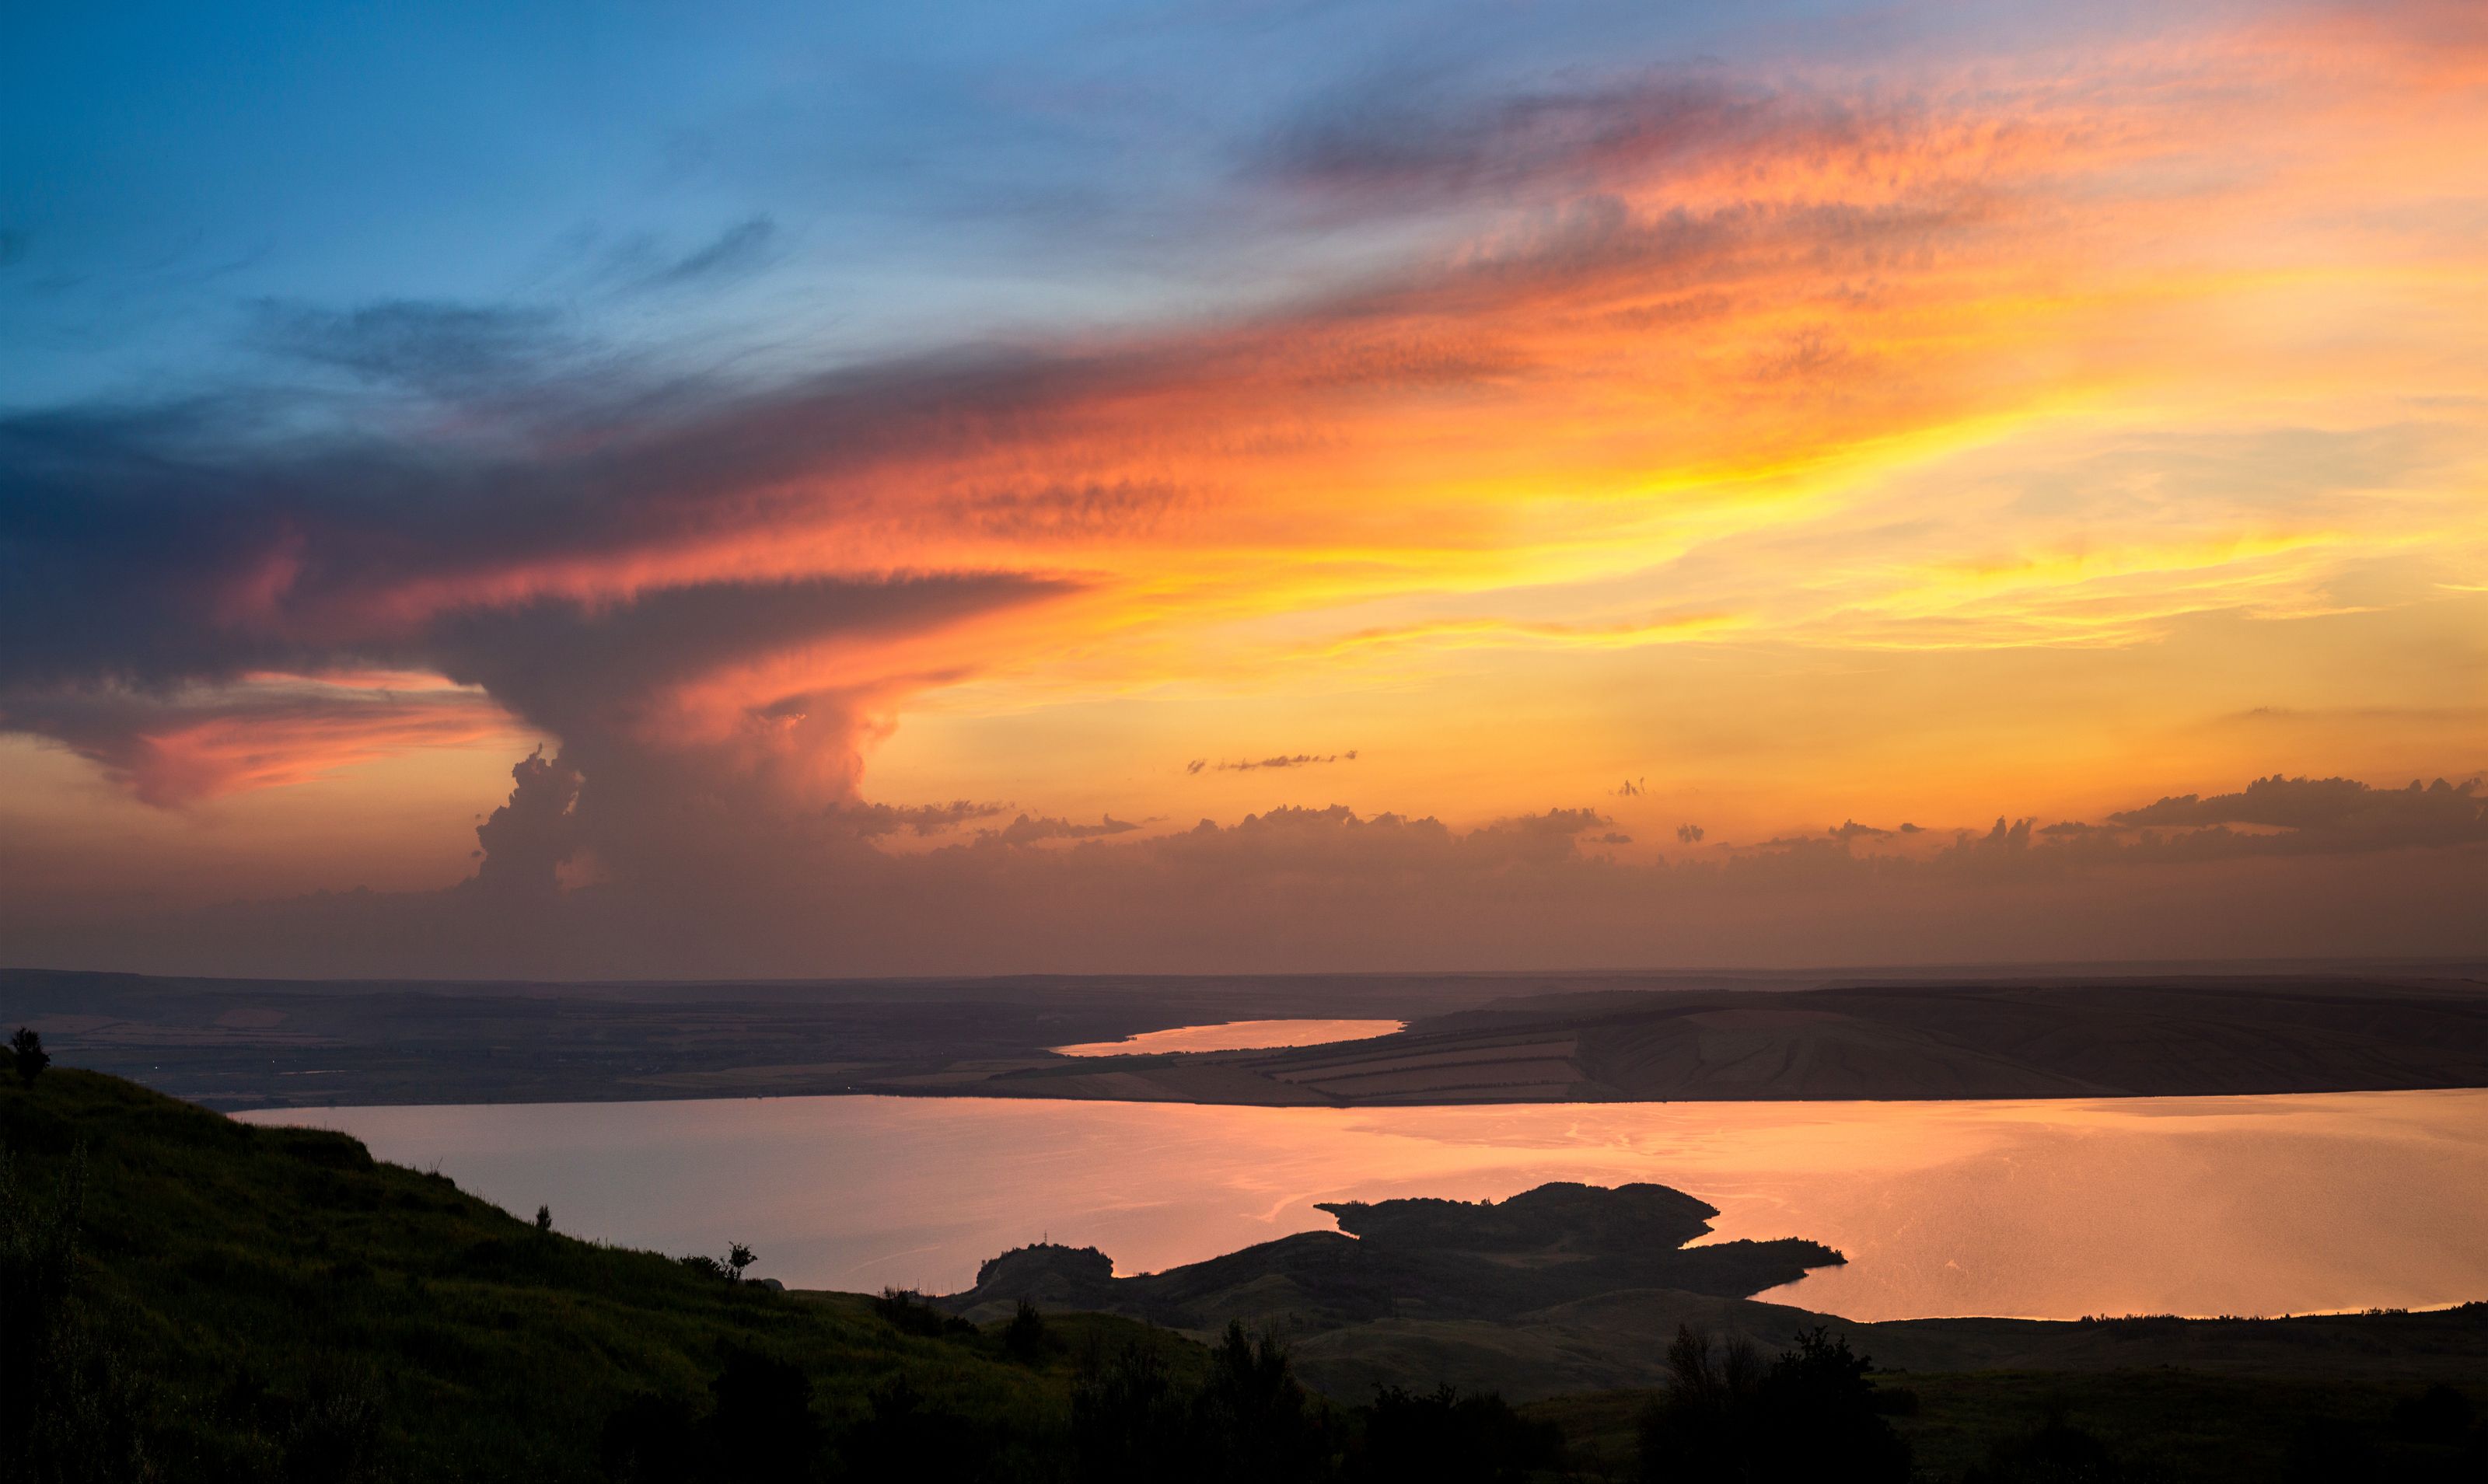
(1, 0), (2483, 973)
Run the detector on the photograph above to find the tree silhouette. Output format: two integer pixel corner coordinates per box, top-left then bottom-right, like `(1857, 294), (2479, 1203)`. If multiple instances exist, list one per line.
(9, 1027), (48, 1088)
(1354, 1383), (1558, 1484)
(1071, 1339), (1187, 1482)
(872, 1287), (977, 1338)
(1002, 1298), (1050, 1363)
(1637, 1325), (1910, 1483)
(1193, 1322), (1331, 1482)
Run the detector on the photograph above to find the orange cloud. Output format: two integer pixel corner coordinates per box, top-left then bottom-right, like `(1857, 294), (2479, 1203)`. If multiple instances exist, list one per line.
(7, 679), (515, 806)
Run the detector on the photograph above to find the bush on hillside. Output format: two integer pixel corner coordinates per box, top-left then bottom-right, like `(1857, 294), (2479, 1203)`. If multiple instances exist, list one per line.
(9, 1027), (47, 1088)
(1351, 1382), (1561, 1484)
(1002, 1297), (1054, 1363)
(873, 1286), (977, 1339)
(1635, 1325), (1911, 1483)
(1073, 1322), (1337, 1482)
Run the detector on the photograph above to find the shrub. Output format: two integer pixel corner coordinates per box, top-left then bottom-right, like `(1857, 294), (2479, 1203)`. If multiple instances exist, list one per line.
(1002, 1297), (1052, 1363)
(676, 1243), (765, 1285)
(12, 1027), (51, 1088)
(1353, 1382), (1560, 1484)
(837, 1374), (997, 1484)
(1071, 1339), (1189, 1483)
(1193, 1322), (1333, 1482)
(1071, 1322), (1337, 1482)
(872, 1287), (977, 1339)
(1635, 1325), (1910, 1484)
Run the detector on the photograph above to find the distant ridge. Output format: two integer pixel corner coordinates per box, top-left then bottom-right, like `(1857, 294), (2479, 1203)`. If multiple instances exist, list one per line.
(6, 966), (2486, 1109)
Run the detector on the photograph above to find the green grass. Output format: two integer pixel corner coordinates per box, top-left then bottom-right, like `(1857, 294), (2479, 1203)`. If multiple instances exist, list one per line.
(2, 1070), (1192, 1482)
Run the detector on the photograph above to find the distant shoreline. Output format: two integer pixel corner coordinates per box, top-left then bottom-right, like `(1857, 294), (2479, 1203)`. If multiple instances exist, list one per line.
(11, 964), (2487, 1112)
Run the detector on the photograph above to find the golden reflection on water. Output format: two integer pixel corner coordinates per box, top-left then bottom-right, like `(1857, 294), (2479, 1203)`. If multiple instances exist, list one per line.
(243, 1088), (2488, 1321)
(1048, 1018), (1406, 1057)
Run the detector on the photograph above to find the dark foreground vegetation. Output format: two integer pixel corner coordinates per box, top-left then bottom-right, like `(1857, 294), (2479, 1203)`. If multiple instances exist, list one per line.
(3, 1063), (2483, 1481)
(0, 1067), (1562, 1482)
(1539, 1364), (2487, 1482)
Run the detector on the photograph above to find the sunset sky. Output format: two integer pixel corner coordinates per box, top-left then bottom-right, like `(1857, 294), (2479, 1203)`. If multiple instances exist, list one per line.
(2, 0), (2483, 976)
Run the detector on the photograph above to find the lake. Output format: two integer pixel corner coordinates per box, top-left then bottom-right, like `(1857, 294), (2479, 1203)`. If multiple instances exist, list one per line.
(239, 1088), (2488, 1322)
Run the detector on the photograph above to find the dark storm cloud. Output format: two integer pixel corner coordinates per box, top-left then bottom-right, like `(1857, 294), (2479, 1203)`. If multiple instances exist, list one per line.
(0, 312), (1204, 655)
(0, 312), (1199, 806)
(421, 573), (1065, 742)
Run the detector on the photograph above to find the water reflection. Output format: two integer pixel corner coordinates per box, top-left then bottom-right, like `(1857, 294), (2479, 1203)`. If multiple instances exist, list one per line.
(1050, 1018), (1406, 1057)
(240, 1088), (2488, 1322)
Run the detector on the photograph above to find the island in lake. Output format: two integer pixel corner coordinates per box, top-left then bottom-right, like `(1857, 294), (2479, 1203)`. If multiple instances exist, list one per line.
(935, 1178), (2488, 1405)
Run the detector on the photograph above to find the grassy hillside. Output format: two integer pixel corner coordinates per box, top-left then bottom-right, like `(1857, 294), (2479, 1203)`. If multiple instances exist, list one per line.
(0, 1069), (1200, 1482)
(5, 1066), (2482, 1482)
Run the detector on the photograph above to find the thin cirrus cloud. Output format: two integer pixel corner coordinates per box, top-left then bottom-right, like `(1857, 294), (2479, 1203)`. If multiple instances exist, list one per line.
(1187, 752), (1359, 774)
